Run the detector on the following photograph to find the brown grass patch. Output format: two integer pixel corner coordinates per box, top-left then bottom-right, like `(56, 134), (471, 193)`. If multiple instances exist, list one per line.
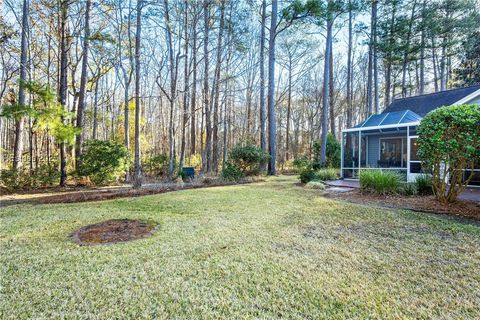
(71, 219), (158, 245)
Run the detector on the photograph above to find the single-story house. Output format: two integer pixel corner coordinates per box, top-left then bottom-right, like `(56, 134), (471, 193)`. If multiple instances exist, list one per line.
(340, 84), (480, 186)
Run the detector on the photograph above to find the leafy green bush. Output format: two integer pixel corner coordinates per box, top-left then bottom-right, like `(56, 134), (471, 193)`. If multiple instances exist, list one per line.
(221, 162), (244, 181)
(0, 168), (34, 192)
(312, 134), (341, 169)
(229, 143), (270, 175)
(32, 163), (60, 187)
(417, 104), (480, 203)
(305, 181), (326, 190)
(78, 139), (129, 185)
(143, 154), (169, 177)
(415, 174), (433, 195)
(292, 156), (309, 173)
(314, 168), (338, 181)
(0, 163), (60, 192)
(298, 165), (316, 183)
(359, 170), (402, 195)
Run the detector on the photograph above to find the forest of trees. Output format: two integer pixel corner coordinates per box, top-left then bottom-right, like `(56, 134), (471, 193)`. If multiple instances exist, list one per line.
(0, 0), (479, 187)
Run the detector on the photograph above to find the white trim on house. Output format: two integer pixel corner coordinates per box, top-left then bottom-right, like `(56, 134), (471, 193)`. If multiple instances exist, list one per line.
(342, 121), (420, 132)
(452, 88), (480, 105)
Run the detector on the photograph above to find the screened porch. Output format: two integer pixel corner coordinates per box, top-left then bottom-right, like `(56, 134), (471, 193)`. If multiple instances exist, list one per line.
(341, 110), (423, 182)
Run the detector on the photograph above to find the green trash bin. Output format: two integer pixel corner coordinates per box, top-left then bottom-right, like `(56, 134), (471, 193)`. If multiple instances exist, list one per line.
(182, 167), (195, 180)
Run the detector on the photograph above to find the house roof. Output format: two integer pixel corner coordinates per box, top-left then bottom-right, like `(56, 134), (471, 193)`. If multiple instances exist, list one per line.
(382, 84), (480, 117)
(353, 110), (422, 129)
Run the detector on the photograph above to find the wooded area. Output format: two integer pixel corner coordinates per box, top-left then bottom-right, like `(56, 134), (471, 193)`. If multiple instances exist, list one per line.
(0, 0), (479, 187)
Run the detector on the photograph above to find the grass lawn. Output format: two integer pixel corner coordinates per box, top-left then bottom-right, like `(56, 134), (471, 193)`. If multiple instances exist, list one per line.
(1, 176), (480, 319)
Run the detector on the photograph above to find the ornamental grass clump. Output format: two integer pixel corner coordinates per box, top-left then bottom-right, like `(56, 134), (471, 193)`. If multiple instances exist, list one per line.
(359, 170), (402, 195)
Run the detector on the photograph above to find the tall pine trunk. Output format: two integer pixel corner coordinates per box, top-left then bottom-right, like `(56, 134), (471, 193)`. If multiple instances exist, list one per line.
(202, 0), (211, 173)
(133, 0), (143, 188)
(320, 9), (333, 166)
(13, 0), (29, 170)
(211, 0), (225, 173)
(75, 0), (91, 170)
(179, 0), (189, 173)
(259, 0), (267, 170)
(346, 0), (353, 128)
(267, 0), (278, 175)
(59, 0), (69, 187)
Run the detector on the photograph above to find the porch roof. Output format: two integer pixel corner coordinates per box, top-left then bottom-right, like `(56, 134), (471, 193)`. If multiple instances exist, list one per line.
(352, 110), (422, 130)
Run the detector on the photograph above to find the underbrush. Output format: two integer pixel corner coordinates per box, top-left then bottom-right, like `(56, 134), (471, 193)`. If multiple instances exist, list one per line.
(0, 164), (60, 192)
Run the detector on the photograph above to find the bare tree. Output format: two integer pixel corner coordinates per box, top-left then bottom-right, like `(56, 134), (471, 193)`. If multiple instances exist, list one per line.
(133, 0), (143, 188)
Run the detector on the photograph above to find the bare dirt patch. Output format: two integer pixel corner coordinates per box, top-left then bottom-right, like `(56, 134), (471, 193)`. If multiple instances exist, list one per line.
(325, 189), (480, 220)
(71, 219), (158, 245)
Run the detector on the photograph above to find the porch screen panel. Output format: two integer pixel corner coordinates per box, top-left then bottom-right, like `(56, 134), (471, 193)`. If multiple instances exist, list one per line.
(343, 132), (359, 168)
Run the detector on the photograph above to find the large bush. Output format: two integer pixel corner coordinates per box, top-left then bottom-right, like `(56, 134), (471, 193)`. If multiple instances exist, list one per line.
(417, 104), (480, 203)
(143, 154), (169, 177)
(78, 140), (129, 185)
(0, 163), (60, 192)
(312, 133), (341, 169)
(221, 162), (244, 182)
(359, 170), (402, 195)
(229, 143), (270, 175)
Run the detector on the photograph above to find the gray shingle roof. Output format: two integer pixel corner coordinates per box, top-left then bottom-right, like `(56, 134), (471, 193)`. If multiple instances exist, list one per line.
(382, 84), (480, 117)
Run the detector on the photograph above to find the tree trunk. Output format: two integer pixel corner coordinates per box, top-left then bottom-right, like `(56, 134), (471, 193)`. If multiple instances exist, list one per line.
(267, 0), (277, 175)
(401, 0), (417, 98)
(259, 0), (267, 170)
(366, 0), (375, 117)
(75, 0), (91, 170)
(59, 0), (69, 187)
(190, 4), (197, 157)
(329, 52), (335, 135)
(419, 0), (426, 94)
(372, 0), (379, 113)
(285, 56), (292, 161)
(212, 0), (225, 173)
(320, 11), (333, 166)
(346, 0), (353, 128)
(133, 0), (143, 188)
(202, 0), (211, 173)
(179, 0), (189, 174)
(13, 0), (29, 170)
(92, 80), (99, 139)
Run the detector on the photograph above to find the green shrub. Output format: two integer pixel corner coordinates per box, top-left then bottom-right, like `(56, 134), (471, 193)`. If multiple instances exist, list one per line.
(312, 133), (341, 169)
(229, 143), (270, 175)
(401, 182), (418, 196)
(298, 165), (316, 183)
(32, 163), (60, 187)
(0, 163), (60, 192)
(78, 139), (129, 185)
(415, 174), (433, 195)
(221, 162), (244, 182)
(305, 181), (326, 190)
(359, 170), (402, 195)
(314, 168), (338, 181)
(143, 154), (169, 177)
(292, 156), (309, 173)
(417, 104), (480, 203)
(0, 168), (34, 192)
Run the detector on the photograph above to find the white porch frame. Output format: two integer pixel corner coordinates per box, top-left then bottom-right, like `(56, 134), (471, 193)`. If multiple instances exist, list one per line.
(341, 121), (420, 181)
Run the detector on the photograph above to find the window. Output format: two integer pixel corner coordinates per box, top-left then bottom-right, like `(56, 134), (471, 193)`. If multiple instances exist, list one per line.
(379, 138), (406, 168)
(410, 138), (419, 161)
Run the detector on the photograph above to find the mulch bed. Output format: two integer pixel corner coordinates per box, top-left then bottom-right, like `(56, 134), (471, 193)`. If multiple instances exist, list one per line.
(1, 179), (262, 207)
(325, 189), (480, 221)
(71, 219), (158, 245)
